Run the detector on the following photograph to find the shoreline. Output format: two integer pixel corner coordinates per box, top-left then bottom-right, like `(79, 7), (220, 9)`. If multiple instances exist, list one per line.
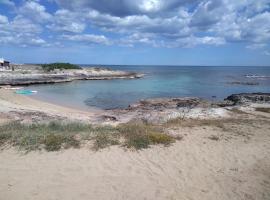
(0, 87), (270, 124)
(0, 89), (101, 124)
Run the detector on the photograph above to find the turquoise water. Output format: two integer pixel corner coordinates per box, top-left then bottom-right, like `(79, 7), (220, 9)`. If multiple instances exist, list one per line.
(29, 66), (270, 110)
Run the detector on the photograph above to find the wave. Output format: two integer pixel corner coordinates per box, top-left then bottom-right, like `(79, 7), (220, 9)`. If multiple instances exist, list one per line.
(245, 74), (270, 78)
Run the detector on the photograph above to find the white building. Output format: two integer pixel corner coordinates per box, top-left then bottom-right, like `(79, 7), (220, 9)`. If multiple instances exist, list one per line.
(0, 58), (11, 70)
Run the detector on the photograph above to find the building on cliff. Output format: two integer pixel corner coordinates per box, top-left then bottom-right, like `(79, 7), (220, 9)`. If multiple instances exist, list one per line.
(0, 58), (11, 70)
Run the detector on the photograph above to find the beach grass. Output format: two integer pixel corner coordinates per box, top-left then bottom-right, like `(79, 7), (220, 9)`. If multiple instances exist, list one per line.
(0, 121), (176, 152)
(0, 122), (93, 151)
(118, 121), (175, 149)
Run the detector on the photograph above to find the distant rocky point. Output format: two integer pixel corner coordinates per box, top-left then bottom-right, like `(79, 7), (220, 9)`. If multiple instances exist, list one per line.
(0, 63), (143, 86)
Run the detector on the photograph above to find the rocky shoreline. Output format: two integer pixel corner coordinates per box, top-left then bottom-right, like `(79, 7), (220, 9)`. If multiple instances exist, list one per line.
(97, 93), (270, 124)
(0, 65), (143, 86)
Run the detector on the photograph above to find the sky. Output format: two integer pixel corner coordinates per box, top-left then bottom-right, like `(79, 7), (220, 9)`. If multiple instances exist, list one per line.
(0, 0), (270, 66)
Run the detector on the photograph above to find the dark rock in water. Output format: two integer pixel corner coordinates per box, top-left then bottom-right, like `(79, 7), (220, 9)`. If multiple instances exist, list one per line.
(227, 81), (259, 86)
(128, 97), (206, 111)
(225, 93), (270, 104)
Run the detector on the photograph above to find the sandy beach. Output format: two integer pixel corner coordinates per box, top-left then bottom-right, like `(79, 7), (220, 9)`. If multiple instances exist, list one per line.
(0, 88), (101, 124)
(0, 119), (270, 200)
(0, 88), (270, 200)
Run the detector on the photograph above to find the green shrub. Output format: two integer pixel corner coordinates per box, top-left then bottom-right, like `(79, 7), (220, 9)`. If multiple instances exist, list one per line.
(41, 63), (81, 72)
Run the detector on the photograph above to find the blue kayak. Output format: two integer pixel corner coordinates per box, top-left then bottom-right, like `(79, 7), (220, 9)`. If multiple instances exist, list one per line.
(16, 90), (37, 95)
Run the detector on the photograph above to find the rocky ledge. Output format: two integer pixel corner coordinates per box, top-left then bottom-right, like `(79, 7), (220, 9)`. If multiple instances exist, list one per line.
(125, 93), (270, 112)
(99, 93), (270, 124)
(225, 93), (270, 105)
(0, 67), (143, 86)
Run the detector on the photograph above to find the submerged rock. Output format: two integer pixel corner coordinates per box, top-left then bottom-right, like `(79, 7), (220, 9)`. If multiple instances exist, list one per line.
(128, 97), (207, 111)
(225, 93), (270, 104)
(227, 81), (259, 86)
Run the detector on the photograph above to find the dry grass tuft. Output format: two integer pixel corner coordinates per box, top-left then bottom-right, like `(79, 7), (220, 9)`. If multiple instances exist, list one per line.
(118, 121), (175, 150)
(0, 121), (176, 152)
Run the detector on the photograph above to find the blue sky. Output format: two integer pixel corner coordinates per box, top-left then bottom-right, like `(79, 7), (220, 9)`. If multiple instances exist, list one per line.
(0, 0), (270, 66)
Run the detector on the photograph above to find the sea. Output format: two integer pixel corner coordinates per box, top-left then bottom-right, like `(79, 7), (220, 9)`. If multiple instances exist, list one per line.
(29, 65), (270, 110)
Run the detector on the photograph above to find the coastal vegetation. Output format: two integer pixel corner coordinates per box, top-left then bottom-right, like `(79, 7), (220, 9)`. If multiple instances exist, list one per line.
(41, 62), (81, 71)
(0, 121), (176, 152)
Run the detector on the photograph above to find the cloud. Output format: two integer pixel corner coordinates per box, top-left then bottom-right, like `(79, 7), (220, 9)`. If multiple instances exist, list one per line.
(0, 14), (8, 24)
(19, 1), (52, 23)
(0, 15), (47, 47)
(190, 0), (225, 29)
(1, 0), (270, 50)
(0, 35), (47, 47)
(119, 33), (159, 47)
(47, 9), (86, 33)
(62, 34), (111, 45)
(54, 0), (199, 16)
(85, 8), (192, 43)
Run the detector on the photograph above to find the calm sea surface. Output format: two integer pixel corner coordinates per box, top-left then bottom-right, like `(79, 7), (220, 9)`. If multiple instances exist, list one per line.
(29, 66), (270, 110)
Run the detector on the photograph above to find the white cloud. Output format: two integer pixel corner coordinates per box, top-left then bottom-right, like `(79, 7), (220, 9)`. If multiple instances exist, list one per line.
(0, 15), (46, 47)
(19, 1), (52, 23)
(171, 36), (225, 48)
(1, 0), (270, 49)
(0, 35), (47, 47)
(119, 33), (159, 47)
(48, 9), (86, 33)
(0, 14), (8, 24)
(9, 16), (42, 35)
(62, 34), (111, 45)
